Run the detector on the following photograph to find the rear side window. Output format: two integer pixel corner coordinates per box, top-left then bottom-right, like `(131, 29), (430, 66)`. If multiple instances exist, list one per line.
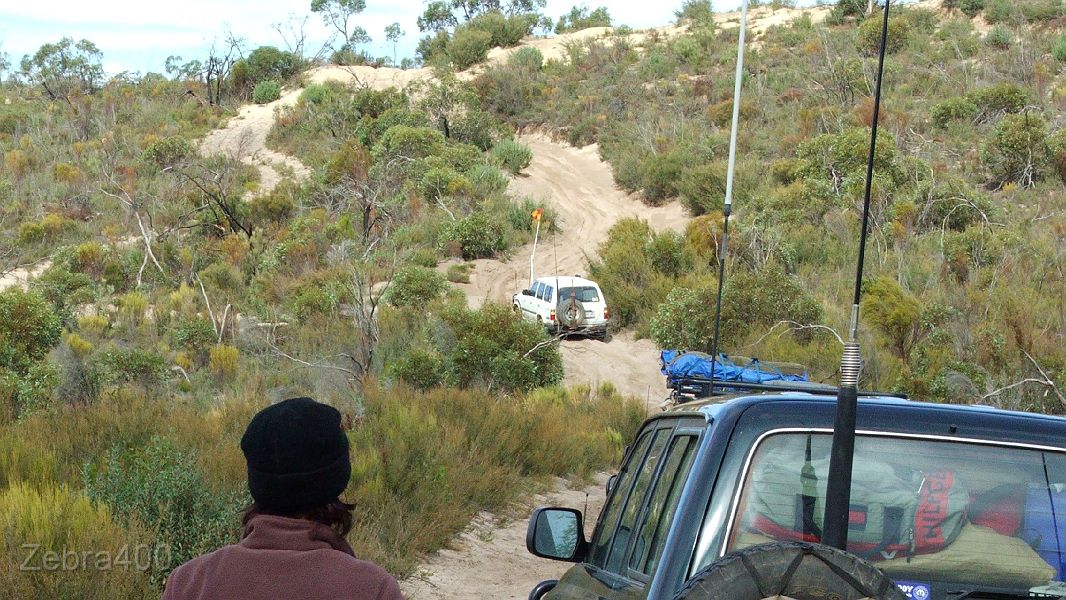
(602, 430), (671, 574)
(721, 432), (1066, 591)
(589, 429), (659, 568)
(628, 435), (699, 577)
(544, 285), (553, 303)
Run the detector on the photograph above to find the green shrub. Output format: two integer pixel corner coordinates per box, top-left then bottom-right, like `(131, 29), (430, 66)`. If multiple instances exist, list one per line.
(300, 83), (333, 105)
(967, 82), (1027, 121)
(798, 128), (900, 195)
(0, 289), (63, 374)
(244, 46), (305, 84)
(448, 27), (493, 70)
(982, 112), (1049, 187)
(650, 285), (717, 352)
(95, 347), (169, 389)
(172, 317), (217, 354)
(386, 266), (448, 307)
(640, 151), (685, 202)
(451, 109), (505, 151)
(1048, 129), (1066, 182)
(678, 163), (724, 215)
(509, 47), (544, 72)
(30, 264), (95, 313)
(1019, 0), (1064, 21)
(442, 212), (505, 260)
(388, 348), (446, 390)
(84, 436), (242, 584)
(984, 25), (1012, 50)
(446, 262), (474, 283)
(1054, 34), (1066, 62)
(490, 138), (533, 174)
(249, 187), (296, 224)
(676, 0), (715, 29)
(467, 164), (510, 197)
(555, 5), (612, 33)
(443, 303), (563, 391)
(646, 231), (692, 278)
(352, 87), (407, 119)
(982, 0), (1013, 23)
(931, 96), (979, 128)
(143, 135), (192, 166)
(17, 221), (45, 244)
(467, 11), (533, 48)
(252, 80), (281, 104)
(861, 277), (920, 358)
(417, 31), (451, 65)
(374, 125), (446, 160)
(718, 265), (823, 344)
(420, 166), (471, 200)
(960, 0), (984, 17)
(856, 16), (912, 56)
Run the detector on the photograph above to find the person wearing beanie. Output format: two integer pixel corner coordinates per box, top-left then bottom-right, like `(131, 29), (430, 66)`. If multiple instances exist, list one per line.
(162, 397), (404, 600)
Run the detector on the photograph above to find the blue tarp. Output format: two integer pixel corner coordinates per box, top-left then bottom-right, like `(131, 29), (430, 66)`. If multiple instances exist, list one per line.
(660, 350), (809, 385)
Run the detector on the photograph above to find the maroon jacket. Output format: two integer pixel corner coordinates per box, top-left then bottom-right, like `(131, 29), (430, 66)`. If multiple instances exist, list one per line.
(162, 514), (404, 600)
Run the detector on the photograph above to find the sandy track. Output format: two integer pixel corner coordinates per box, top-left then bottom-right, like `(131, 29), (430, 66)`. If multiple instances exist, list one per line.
(445, 132), (685, 402)
(199, 88), (311, 194)
(401, 474), (609, 600)
(0, 263), (49, 293)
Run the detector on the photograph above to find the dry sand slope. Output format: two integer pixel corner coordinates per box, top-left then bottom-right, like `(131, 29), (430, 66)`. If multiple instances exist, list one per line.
(401, 474), (609, 600)
(199, 87), (311, 194)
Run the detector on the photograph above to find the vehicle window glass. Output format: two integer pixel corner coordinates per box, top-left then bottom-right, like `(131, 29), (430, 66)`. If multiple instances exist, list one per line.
(534, 282), (544, 300)
(603, 429), (670, 574)
(629, 435), (698, 577)
(589, 429), (656, 568)
(720, 432), (1066, 590)
(559, 286), (600, 303)
(544, 285), (553, 303)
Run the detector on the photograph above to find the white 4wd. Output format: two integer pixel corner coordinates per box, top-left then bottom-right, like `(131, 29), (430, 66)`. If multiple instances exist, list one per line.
(513, 276), (609, 340)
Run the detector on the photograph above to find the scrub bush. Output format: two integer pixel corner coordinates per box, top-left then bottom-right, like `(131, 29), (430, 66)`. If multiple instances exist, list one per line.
(251, 80), (281, 104)
(386, 266), (448, 307)
(490, 138), (533, 174)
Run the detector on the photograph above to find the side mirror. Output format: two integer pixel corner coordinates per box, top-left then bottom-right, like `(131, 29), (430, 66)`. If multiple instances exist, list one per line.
(526, 507), (587, 562)
(522, 289), (534, 296)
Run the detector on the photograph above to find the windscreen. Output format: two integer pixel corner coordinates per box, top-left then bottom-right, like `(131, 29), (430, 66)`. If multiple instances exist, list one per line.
(559, 286), (599, 303)
(724, 432), (1066, 594)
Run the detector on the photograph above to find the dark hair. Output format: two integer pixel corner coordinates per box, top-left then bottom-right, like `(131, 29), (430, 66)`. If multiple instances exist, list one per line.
(242, 498), (356, 537)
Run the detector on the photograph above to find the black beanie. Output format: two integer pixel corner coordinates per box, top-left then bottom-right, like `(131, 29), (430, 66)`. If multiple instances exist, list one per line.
(240, 397), (352, 513)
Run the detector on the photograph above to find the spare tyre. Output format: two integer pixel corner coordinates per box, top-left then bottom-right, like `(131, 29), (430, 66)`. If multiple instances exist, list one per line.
(673, 542), (906, 600)
(557, 299), (587, 329)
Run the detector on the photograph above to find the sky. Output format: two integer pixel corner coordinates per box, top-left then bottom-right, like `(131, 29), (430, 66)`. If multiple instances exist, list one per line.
(0, 0), (755, 76)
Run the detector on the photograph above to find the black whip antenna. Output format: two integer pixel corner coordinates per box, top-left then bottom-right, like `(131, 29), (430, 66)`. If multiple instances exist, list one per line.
(708, 0), (750, 393)
(822, 0), (893, 551)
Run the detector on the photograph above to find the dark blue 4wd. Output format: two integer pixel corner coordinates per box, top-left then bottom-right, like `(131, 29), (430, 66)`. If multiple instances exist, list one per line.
(527, 391), (1066, 600)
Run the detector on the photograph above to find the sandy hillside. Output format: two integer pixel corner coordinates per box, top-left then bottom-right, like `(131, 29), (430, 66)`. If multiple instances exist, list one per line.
(192, 6), (858, 595)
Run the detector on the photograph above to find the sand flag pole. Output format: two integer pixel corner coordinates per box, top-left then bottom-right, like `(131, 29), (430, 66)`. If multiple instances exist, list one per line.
(530, 208), (543, 285)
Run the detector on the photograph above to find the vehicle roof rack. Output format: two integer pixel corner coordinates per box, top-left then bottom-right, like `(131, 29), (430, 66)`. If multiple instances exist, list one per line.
(702, 379), (908, 399)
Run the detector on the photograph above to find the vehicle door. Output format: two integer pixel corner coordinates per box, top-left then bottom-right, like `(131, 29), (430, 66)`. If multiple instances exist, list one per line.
(550, 420), (702, 600)
(520, 282), (543, 319)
